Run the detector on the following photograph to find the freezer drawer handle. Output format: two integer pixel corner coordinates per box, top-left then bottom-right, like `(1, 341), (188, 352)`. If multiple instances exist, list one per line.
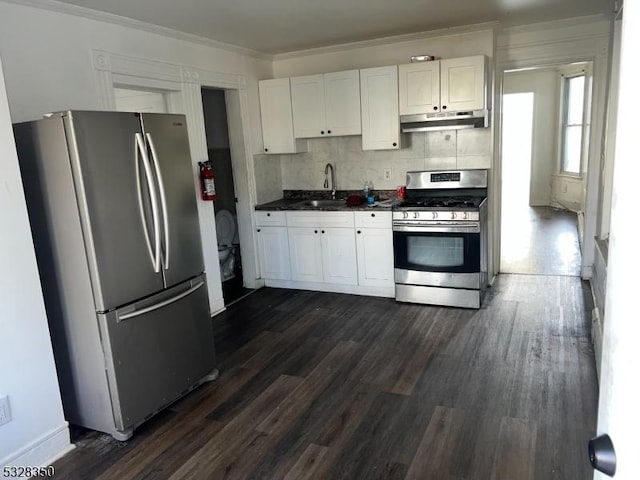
(135, 133), (161, 272)
(146, 133), (170, 270)
(118, 280), (205, 321)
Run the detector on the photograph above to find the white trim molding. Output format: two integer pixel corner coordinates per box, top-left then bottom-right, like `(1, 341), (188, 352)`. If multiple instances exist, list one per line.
(91, 49), (260, 313)
(493, 16), (612, 280)
(0, 423), (73, 469)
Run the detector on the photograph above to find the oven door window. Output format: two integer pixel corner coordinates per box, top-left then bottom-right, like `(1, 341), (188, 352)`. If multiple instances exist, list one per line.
(394, 231), (480, 273)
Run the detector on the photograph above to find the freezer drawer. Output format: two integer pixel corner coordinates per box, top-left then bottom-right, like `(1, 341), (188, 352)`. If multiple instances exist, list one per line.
(97, 274), (216, 433)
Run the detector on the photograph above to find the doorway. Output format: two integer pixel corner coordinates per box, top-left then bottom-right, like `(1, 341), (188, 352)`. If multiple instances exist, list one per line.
(201, 88), (250, 305)
(500, 66), (585, 276)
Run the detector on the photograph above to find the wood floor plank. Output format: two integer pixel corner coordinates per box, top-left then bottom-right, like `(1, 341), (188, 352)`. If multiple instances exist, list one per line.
(167, 374), (302, 479)
(256, 340), (361, 435)
(281, 443), (328, 480)
(405, 406), (466, 480)
(490, 416), (538, 480)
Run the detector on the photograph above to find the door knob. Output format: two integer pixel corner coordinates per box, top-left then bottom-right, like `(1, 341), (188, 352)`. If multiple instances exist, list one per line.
(588, 434), (616, 476)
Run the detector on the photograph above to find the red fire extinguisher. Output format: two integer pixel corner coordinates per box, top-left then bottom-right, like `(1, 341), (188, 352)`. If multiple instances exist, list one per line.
(199, 161), (217, 201)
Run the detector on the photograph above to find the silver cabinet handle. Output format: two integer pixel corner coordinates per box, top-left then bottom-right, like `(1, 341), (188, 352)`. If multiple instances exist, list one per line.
(118, 280), (204, 321)
(146, 133), (170, 270)
(135, 133), (161, 272)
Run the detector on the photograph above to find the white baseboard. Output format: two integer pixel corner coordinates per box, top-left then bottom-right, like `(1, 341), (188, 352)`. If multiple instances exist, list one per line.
(210, 298), (226, 317)
(1, 423), (73, 470)
(264, 279), (395, 298)
(591, 306), (603, 382)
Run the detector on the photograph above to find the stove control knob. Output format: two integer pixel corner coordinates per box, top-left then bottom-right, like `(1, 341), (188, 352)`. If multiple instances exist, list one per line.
(463, 212), (469, 220)
(451, 212), (456, 220)
(432, 212), (438, 219)
(403, 211), (409, 219)
(413, 212), (419, 219)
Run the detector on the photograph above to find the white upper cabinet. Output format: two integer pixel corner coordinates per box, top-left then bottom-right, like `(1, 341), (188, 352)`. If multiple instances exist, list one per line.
(398, 55), (487, 116)
(440, 55), (486, 113)
(258, 78), (307, 154)
(291, 70), (361, 138)
(323, 70), (361, 136)
(360, 65), (400, 151)
(398, 61), (440, 116)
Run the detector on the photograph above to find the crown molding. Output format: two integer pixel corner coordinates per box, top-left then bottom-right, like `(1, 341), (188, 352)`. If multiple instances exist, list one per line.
(498, 13), (612, 39)
(1, 0), (273, 60)
(272, 21), (500, 61)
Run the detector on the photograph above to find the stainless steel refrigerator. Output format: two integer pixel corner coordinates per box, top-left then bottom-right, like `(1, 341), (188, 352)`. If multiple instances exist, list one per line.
(14, 111), (217, 441)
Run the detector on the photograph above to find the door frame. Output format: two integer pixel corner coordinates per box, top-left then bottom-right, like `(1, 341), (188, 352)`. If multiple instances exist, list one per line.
(92, 49), (261, 315)
(492, 21), (610, 281)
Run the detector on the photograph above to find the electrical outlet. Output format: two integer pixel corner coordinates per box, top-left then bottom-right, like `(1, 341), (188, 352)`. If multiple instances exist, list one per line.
(383, 168), (392, 180)
(0, 395), (11, 426)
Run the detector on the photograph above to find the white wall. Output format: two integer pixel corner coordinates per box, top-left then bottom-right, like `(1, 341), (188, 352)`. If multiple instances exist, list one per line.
(0, 1), (273, 313)
(551, 174), (584, 211)
(0, 55), (71, 470)
(0, 1), (271, 153)
(503, 68), (559, 206)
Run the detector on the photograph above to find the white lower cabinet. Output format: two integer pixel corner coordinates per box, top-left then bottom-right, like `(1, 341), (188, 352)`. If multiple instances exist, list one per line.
(257, 226), (291, 280)
(256, 210), (393, 296)
(288, 227), (324, 282)
(321, 228), (358, 285)
(355, 228), (394, 287)
(287, 212), (357, 285)
(355, 211), (394, 288)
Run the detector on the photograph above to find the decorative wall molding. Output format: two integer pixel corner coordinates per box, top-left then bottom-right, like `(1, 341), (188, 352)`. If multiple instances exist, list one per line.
(3, 0), (272, 60)
(90, 48), (259, 311)
(92, 50), (246, 91)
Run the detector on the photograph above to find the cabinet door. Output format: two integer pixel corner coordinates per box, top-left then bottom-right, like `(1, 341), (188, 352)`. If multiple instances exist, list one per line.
(257, 227), (291, 280)
(360, 65), (400, 151)
(399, 61), (441, 115)
(321, 228), (357, 285)
(259, 78), (301, 154)
(288, 227), (323, 282)
(356, 228), (394, 287)
(440, 55), (486, 113)
(324, 70), (361, 136)
(291, 74), (326, 138)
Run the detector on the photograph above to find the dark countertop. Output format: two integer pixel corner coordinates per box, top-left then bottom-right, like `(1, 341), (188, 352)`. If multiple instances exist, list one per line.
(255, 190), (401, 211)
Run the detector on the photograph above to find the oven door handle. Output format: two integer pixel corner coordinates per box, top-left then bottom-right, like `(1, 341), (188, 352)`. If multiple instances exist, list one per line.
(392, 222), (480, 233)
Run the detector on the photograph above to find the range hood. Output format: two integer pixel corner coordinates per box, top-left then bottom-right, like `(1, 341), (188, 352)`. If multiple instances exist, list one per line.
(401, 109), (490, 132)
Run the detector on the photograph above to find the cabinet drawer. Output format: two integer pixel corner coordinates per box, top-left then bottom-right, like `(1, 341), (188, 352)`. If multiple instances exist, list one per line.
(355, 211), (392, 228)
(286, 211), (354, 228)
(255, 211), (286, 226)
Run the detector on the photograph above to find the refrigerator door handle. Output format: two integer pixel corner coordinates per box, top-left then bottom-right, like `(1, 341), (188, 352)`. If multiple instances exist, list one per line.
(135, 133), (161, 272)
(146, 133), (170, 271)
(117, 280), (205, 321)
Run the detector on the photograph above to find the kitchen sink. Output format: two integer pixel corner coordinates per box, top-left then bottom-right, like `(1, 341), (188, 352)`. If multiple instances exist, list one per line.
(299, 199), (346, 207)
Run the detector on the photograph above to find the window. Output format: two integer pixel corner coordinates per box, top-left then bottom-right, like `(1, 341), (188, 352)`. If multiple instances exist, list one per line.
(560, 74), (585, 175)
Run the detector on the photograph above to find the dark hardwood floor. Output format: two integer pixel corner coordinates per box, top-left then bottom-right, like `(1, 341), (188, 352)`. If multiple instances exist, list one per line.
(52, 275), (598, 479)
(501, 206), (582, 276)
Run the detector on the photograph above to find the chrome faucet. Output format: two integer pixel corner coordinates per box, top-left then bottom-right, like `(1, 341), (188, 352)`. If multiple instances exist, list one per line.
(324, 163), (336, 199)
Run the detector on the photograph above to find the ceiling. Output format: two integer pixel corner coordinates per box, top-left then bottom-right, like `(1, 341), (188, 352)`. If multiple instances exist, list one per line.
(51, 0), (611, 54)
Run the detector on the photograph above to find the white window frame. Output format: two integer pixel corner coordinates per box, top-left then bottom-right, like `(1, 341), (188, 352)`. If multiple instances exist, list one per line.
(558, 68), (588, 177)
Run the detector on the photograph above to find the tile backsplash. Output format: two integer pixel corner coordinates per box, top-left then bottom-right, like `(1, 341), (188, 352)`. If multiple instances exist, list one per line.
(279, 129), (492, 191)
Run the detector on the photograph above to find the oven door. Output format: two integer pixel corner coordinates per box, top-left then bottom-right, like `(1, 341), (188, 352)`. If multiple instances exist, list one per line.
(393, 228), (480, 274)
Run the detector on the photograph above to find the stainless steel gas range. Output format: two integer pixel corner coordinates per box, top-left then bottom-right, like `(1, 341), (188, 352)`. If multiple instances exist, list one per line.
(392, 170), (488, 308)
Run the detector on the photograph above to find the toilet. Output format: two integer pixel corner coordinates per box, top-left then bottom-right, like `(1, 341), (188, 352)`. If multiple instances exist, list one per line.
(216, 209), (237, 281)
